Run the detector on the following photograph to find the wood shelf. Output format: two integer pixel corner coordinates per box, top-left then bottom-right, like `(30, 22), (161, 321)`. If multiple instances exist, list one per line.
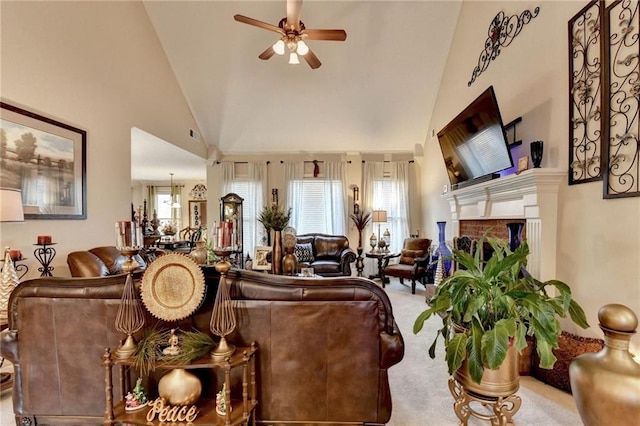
(110, 398), (258, 425)
(103, 344), (258, 426)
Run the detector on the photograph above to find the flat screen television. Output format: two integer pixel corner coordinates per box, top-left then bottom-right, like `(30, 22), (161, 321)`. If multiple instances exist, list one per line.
(437, 86), (513, 190)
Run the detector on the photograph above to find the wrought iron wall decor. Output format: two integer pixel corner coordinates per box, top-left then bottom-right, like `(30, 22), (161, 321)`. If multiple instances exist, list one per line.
(468, 6), (541, 87)
(568, 0), (604, 185)
(603, 0), (639, 198)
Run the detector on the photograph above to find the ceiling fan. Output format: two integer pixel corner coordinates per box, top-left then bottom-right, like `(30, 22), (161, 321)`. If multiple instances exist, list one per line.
(234, 0), (347, 69)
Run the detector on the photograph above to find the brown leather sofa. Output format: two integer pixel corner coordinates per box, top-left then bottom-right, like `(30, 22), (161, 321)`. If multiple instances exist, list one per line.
(295, 233), (357, 276)
(67, 246), (147, 277)
(1, 270), (404, 425)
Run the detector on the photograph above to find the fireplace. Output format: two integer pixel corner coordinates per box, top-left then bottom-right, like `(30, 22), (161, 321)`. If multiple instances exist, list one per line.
(442, 168), (565, 281)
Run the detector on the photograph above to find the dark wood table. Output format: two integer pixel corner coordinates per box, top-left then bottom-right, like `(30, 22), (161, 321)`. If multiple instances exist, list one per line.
(365, 251), (395, 287)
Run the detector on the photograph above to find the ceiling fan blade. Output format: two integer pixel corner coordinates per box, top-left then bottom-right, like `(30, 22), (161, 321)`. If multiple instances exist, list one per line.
(234, 14), (283, 34)
(259, 46), (276, 60)
(286, 0), (303, 30)
(303, 29), (347, 41)
(303, 48), (321, 69)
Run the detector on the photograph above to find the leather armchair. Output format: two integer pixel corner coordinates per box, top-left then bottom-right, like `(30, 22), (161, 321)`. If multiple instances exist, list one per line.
(381, 238), (432, 294)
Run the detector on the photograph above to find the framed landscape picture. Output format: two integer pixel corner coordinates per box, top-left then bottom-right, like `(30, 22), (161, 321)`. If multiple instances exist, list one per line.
(0, 102), (87, 219)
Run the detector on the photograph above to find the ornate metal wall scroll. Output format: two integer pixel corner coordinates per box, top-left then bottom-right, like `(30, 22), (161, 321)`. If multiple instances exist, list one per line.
(603, 0), (639, 198)
(569, 0), (604, 185)
(468, 7), (541, 87)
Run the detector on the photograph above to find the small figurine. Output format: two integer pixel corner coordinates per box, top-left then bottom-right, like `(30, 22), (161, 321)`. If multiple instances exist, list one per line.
(162, 328), (181, 356)
(215, 383), (231, 416)
(125, 378), (148, 412)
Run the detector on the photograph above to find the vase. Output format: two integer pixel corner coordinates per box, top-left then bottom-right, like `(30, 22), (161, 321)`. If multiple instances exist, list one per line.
(282, 250), (298, 275)
(158, 368), (202, 406)
(272, 230), (282, 275)
(436, 221), (452, 276)
(530, 140), (543, 168)
(570, 304), (640, 426)
(189, 240), (207, 265)
(506, 222), (524, 252)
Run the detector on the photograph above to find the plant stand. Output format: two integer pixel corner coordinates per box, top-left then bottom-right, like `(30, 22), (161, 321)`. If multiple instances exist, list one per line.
(448, 378), (521, 426)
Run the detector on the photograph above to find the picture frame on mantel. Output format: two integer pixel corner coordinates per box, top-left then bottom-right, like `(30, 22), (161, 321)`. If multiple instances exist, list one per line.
(0, 102), (87, 219)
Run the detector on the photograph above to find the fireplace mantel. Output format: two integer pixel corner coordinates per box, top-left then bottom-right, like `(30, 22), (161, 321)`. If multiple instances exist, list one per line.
(443, 168), (566, 280)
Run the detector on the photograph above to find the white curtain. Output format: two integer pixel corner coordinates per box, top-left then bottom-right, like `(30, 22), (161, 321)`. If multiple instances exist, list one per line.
(324, 161), (347, 235)
(284, 162), (304, 230)
(220, 161), (267, 259)
(221, 162), (235, 194)
(362, 161), (411, 275)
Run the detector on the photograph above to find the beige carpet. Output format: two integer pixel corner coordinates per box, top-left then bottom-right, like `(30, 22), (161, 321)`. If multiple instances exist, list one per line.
(384, 278), (583, 425)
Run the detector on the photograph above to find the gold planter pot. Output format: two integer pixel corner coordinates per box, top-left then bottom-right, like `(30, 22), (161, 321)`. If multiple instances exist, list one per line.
(453, 343), (520, 398)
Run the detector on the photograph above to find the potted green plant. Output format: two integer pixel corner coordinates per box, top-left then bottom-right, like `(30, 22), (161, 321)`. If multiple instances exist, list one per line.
(413, 235), (589, 390)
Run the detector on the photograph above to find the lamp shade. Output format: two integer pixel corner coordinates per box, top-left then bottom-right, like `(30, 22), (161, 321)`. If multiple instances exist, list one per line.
(0, 188), (25, 222)
(372, 210), (387, 223)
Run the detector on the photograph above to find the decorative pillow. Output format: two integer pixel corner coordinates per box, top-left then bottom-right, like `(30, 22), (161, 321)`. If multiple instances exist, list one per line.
(399, 249), (425, 265)
(294, 243), (314, 263)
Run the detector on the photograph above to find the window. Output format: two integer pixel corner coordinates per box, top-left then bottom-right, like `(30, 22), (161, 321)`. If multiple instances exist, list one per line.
(153, 186), (182, 231)
(288, 179), (345, 235)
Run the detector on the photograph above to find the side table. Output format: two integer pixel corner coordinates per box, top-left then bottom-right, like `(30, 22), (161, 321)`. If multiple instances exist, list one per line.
(365, 252), (393, 287)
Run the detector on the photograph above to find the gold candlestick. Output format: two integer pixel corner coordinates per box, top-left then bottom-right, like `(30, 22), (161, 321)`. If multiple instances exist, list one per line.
(210, 249), (236, 361)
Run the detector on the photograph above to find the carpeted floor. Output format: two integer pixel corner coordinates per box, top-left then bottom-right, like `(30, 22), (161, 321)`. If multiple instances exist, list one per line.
(384, 277), (583, 425)
(0, 277), (583, 426)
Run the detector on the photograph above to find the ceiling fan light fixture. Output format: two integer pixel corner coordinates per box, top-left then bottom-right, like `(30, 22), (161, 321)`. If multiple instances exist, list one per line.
(296, 40), (309, 56)
(288, 52), (300, 65)
(273, 39), (285, 55)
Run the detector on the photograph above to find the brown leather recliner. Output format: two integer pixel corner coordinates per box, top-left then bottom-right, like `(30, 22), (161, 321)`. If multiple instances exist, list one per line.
(382, 238), (432, 294)
(67, 246), (146, 277)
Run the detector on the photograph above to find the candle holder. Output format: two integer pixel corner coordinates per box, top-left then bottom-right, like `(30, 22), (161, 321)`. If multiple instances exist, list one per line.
(210, 249), (236, 361)
(114, 221), (145, 360)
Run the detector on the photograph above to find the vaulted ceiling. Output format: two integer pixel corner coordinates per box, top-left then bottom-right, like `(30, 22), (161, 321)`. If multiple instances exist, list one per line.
(133, 0), (461, 181)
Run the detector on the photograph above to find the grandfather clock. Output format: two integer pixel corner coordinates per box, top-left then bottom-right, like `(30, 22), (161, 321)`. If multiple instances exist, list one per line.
(219, 193), (244, 267)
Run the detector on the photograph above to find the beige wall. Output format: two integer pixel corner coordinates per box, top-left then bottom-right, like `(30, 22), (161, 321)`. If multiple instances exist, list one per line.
(0, 1), (204, 278)
(422, 1), (640, 348)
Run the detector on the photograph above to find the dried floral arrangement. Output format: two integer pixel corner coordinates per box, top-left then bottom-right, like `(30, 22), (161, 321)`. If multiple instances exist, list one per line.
(257, 204), (292, 231)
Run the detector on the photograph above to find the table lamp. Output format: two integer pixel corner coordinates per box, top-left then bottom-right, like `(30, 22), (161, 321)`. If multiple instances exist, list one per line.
(372, 210), (387, 253)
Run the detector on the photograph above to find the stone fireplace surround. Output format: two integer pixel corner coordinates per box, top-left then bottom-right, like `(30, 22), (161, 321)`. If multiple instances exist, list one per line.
(442, 168), (565, 281)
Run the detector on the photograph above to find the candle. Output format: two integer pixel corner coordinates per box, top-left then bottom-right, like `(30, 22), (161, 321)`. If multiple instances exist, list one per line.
(37, 235), (52, 245)
(9, 249), (22, 261)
